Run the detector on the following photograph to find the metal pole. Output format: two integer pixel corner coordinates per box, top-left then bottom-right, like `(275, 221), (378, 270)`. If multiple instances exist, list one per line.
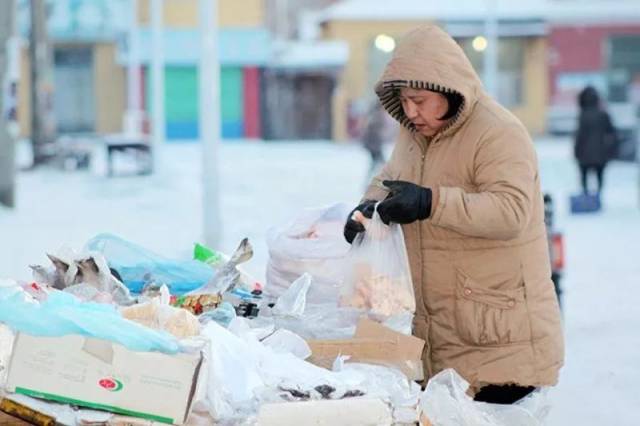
(125, 0), (142, 137)
(276, 0), (289, 40)
(29, 0), (53, 165)
(484, 0), (498, 98)
(199, 0), (222, 247)
(0, 0), (17, 207)
(150, 0), (165, 162)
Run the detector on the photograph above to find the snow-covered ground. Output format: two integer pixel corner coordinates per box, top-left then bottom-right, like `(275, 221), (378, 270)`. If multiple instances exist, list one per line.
(1, 136), (639, 425)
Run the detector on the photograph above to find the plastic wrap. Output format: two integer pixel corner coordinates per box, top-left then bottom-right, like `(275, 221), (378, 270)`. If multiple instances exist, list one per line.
(266, 204), (351, 304)
(420, 369), (551, 426)
(0, 285), (179, 353)
(200, 321), (420, 424)
(0, 324), (14, 396)
(85, 233), (214, 294)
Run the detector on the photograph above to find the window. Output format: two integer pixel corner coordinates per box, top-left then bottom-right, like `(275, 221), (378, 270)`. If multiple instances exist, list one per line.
(459, 37), (526, 107)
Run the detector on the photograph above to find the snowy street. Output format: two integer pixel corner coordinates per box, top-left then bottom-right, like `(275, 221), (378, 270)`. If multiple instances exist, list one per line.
(1, 137), (639, 425)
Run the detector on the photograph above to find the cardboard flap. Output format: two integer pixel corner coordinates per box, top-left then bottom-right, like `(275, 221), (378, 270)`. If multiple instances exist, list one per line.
(354, 319), (424, 361)
(306, 319), (426, 380)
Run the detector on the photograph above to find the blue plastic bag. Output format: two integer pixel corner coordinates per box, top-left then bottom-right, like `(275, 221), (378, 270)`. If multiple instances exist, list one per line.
(85, 233), (214, 295)
(0, 286), (180, 353)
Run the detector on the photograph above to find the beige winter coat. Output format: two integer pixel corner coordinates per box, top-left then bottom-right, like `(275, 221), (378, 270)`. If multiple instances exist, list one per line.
(364, 25), (564, 391)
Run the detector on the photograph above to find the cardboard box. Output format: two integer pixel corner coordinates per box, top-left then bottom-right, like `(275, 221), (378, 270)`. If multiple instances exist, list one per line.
(5, 334), (203, 425)
(306, 319), (425, 381)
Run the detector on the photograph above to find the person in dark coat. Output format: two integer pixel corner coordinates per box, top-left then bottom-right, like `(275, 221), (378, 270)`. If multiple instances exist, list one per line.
(574, 86), (616, 195)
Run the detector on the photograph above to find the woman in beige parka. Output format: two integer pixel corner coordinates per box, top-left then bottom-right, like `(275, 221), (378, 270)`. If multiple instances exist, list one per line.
(343, 25), (564, 404)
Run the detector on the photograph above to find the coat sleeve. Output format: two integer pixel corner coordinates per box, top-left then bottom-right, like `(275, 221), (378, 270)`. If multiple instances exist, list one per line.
(430, 124), (538, 240)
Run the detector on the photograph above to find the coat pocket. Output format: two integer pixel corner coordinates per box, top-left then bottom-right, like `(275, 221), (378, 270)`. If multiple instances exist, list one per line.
(454, 271), (532, 346)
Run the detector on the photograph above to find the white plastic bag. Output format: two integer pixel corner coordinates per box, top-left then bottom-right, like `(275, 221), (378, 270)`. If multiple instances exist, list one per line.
(262, 329), (312, 360)
(0, 324), (14, 396)
(340, 209), (416, 320)
(420, 369), (550, 426)
(272, 273), (312, 318)
(268, 274), (363, 339)
(266, 204), (351, 304)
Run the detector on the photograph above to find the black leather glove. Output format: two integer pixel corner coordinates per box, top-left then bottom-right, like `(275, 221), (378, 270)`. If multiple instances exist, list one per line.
(343, 200), (377, 244)
(377, 180), (432, 224)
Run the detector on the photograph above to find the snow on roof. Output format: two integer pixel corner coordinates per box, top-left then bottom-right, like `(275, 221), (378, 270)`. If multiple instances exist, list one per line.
(322, 0), (549, 22)
(119, 28), (272, 66)
(321, 0), (640, 24)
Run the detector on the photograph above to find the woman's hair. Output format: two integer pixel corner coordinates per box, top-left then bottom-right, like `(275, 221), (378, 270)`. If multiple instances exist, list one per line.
(439, 91), (464, 120)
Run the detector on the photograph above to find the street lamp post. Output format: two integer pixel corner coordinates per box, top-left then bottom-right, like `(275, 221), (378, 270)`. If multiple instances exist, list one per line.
(150, 0), (165, 164)
(125, 0), (142, 138)
(199, 0), (222, 248)
(484, 0), (499, 99)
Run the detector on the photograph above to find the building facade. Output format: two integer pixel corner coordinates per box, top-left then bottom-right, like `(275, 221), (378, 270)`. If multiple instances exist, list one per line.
(319, 0), (640, 141)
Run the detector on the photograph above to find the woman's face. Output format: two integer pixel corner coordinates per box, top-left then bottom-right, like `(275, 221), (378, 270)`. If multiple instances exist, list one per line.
(399, 88), (450, 137)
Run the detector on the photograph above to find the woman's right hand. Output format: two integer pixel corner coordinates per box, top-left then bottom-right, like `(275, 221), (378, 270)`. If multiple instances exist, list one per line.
(343, 200), (377, 243)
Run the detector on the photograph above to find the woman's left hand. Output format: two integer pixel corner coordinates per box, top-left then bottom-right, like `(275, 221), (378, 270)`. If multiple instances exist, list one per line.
(377, 180), (433, 224)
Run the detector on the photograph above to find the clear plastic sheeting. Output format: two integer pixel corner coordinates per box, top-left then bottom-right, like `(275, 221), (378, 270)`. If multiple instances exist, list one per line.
(266, 204), (352, 304)
(264, 273), (362, 339)
(272, 303), (363, 340)
(271, 273), (312, 318)
(0, 324), (14, 396)
(333, 362), (422, 425)
(420, 369), (551, 426)
(200, 320), (420, 425)
(0, 285), (180, 354)
(262, 273), (410, 340)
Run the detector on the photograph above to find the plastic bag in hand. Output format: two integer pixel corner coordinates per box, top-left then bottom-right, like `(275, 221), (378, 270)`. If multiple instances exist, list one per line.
(340, 208), (416, 319)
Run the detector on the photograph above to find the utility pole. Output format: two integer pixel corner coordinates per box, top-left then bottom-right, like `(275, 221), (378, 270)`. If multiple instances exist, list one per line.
(124, 0), (143, 138)
(484, 0), (499, 99)
(150, 0), (165, 164)
(275, 0), (289, 41)
(29, 0), (54, 165)
(0, 0), (17, 207)
(199, 0), (222, 247)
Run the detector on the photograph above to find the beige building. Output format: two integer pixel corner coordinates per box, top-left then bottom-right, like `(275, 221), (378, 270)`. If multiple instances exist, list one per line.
(18, 0), (265, 137)
(320, 1), (549, 140)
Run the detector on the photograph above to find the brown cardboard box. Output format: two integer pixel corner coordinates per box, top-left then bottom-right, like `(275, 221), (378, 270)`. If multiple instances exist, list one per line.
(5, 334), (203, 425)
(307, 319), (425, 381)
